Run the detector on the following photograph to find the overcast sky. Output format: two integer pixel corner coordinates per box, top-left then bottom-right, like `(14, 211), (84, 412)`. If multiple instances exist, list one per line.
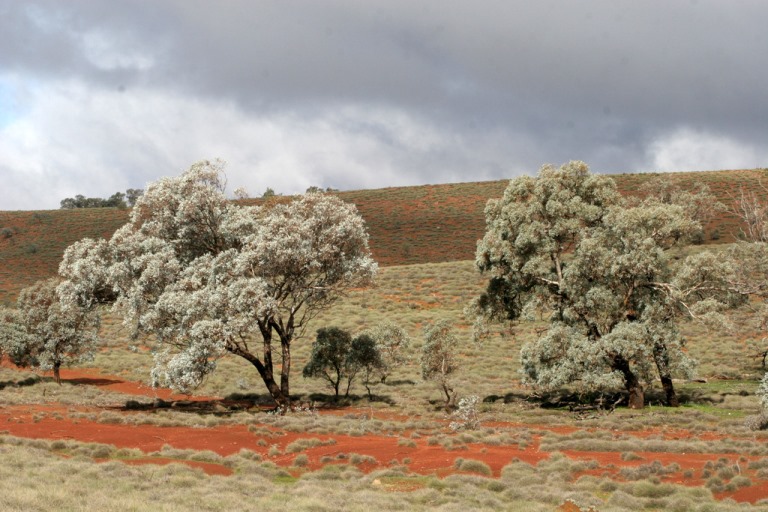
(1, 1), (767, 210)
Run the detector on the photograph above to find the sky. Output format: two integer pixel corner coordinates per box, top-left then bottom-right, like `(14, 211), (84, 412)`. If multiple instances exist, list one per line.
(1, 0), (767, 210)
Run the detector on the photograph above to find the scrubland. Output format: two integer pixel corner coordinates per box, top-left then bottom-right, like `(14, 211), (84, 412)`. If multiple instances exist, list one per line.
(3, 168), (768, 510)
(1, 259), (768, 510)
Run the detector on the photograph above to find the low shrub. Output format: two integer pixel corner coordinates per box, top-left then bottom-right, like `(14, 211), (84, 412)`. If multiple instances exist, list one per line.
(454, 458), (492, 476)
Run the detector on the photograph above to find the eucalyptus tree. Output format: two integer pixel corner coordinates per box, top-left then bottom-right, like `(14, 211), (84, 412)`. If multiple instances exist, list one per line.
(723, 240), (768, 411)
(58, 160), (376, 409)
(470, 161), (741, 408)
(421, 319), (459, 407)
(0, 279), (99, 384)
(361, 321), (410, 382)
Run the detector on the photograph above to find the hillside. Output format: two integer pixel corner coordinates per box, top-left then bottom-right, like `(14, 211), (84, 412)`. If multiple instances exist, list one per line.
(1, 167), (766, 303)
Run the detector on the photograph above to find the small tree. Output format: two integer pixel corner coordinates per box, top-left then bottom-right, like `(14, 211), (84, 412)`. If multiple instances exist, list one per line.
(302, 328), (384, 400)
(1, 279), (99, 384)
(348, 334), (384, 400)
(421, 319), (458, 407)
(723, 241), (768, 420)
(449, 395), (480, 431)
(732, 184), (768, 243)
(362, 321), (410, 382)
(125, 188), (144, 207)
(303, 327), (356, 398)
(0, 307), (26, 360)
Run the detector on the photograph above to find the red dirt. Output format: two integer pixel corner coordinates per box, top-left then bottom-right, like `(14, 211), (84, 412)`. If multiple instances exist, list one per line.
(2, 366), (768, 504)
(58, 367), (220, 402)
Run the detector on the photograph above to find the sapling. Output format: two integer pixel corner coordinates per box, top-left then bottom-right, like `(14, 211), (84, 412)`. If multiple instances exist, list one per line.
(420, 319), (459, 408)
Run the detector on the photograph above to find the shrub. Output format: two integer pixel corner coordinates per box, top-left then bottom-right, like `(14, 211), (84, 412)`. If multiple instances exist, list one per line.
(620, 452), (644, 461)
(745, 413), (768, 431)
(631, 480), (676, 498)
(449, 395), (480, 431)
(454, 458), (492, 476)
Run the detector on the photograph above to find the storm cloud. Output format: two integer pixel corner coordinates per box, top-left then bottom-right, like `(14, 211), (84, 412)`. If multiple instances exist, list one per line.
(1, 0), (767, 209)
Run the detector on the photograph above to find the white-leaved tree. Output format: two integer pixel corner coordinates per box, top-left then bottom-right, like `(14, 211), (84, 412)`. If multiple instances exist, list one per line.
(58, 160), (376, 409)
(0, 278), (99, 384)
(361, 321), (410, 383)
(470, 161), (743, 409)
(724, 195), (768, 424)
(421, 319), (459, 408)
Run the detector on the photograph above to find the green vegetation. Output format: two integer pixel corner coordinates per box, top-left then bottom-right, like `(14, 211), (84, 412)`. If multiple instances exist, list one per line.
(302, 327), (383, 399)
(59, 188), (143, 209)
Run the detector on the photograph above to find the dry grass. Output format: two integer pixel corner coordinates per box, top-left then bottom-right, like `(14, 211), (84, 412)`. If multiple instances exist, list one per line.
(4, 169), (768, 509)
(2, 433), (765, 512)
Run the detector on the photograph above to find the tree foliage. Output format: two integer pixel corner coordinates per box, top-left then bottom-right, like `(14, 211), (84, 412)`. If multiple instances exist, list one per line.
(724, 241), (768, 410)
(731, 183), (768, 243)
(470, 161), (742, 408)
(302, 327), (356, 398)
(421, 319), (459, 407)
(0, 279), (99, 383)
(302, 327), (383, 399)
(360, 321), (410, 382)
(60, 189), (144, 209)
(348, 334), (384, 399)
(58, 160), (376, 408)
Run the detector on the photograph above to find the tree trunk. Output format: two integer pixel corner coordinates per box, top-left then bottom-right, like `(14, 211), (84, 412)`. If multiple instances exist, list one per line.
(279, 334), (292, 405)
(53, 361), (61, 385)
(660, 375), (679, 407)
(229, 346), (289, 409)
(613, 355), (644, 409)
(442, 381), (455, 409)
(654, 344), (679, 407)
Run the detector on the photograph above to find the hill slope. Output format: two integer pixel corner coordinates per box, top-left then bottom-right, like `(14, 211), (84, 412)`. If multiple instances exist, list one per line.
(344, 168), (768, 266)
(1, 168), (766, 303)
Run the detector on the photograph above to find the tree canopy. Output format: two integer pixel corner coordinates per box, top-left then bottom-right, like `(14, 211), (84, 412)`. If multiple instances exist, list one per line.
(0, 278), (99, 383)
(58, 160), (376, 408)
(60, 189), (144, 209)
(302, 327), (383, 399)
(421, 319), (459, 407)
(470, 161), (742, 408)
(360, 321), (410, 383)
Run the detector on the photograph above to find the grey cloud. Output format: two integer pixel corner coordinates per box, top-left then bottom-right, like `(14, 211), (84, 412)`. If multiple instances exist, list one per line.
(1, 0), (767, 209)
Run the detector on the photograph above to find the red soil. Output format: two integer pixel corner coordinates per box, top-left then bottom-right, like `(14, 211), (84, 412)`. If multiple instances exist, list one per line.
(58, 367), (221, 402)
(2, 367), (768, 504)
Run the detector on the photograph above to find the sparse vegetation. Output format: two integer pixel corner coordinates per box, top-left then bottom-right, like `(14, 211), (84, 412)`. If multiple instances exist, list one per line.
(3, 168), (768, 510)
